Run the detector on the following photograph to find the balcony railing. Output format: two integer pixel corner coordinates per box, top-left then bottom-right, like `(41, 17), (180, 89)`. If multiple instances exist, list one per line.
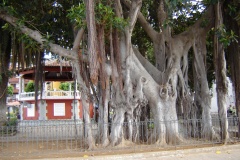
(19, 90), (81, 100)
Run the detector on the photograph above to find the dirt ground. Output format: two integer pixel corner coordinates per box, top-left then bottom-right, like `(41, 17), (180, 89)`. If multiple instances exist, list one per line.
(33, 145), (240, 160)
(1, 140), (238, 160)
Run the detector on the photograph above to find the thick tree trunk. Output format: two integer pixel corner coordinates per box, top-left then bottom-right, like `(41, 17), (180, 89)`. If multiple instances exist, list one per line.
(102, 77), (110, 147)
(126, 108), (134, 141)
(85, 0), (99, 85)
(0, 76), (8, 124)
(0, 20), (11, 124)
(133, 44), (183, 145)
(154, 35), (167, 72)
(130, 52), (182, 145)
(72, 59), (95, 149)
(193, 36), (215, 139)
(228, 41), (240, 138)
(110, 106), (125, 146)
(214, 2), (229, 143)
(134, 2), (216, 141)
(223, 0), (240, 138)
(82, 97), (95, 149)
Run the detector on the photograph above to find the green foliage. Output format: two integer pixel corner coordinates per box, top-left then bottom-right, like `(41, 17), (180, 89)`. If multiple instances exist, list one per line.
(225, 1), (240, 26)
(95, 3), (114, 26)
(200, 18), (210, 28)
(16, 17), (26, 28)
(1, 117), (18, 135)
(161, 0), (205, 32)
(59, 82), (70, 91)
(112, 17), (128, 30)
(202, 0), (219, 5)
(42, 33), (53, 51)
(164, 0), (192, 16)
(67, 2), (128, 30)
(216, 25), (238, 48)
(59, 82), (75, 91)
(2, 0), (76, 48)
(148, 122), (154, 129)
(1, 23), (9, 30)
(7, 117), (18, 126)
(7, 85), (14, 96)
(227, 4), (237, 16)
(2, 117), (18, 126)
(163, 19), (174, 29)
(67, 3), (86, 27)
(235, 14), (240, 24)
(0, 0), (17, 15)
(24, 80), (35, 92)
(19, 33), (40, 51)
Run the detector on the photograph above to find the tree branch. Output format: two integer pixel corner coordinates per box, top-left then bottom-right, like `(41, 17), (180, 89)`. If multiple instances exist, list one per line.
(177, 5), (214, 40)
(0, 12), (78, 60)
(85, 0), (99, 85)
(121, 0), (143, 58)
(114, 0), (123, 18)
(122, 0), (158, 40)
(158, 0), (167, 31)
(128, 0), (142, 34)
(73, 28), (84, 50)
(133, 47), (162, 84)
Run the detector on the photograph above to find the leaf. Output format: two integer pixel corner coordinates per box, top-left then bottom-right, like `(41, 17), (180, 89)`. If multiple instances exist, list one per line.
(1, 23), (9, 29)
(173, 0), (177, 7)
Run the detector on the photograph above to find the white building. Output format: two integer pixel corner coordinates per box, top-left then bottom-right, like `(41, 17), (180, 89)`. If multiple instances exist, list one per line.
(210, 78), (235, 113)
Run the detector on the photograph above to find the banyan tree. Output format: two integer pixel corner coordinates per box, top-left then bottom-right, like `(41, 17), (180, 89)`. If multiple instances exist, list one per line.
(1, 0), (239, 148)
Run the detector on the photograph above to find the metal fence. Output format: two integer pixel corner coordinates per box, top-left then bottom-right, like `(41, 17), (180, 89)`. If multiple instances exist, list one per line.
(0, 117), (239, 159)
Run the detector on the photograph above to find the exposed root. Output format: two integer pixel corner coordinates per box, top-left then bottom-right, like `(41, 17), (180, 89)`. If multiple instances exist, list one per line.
(167, 135), (184, 145)
(116, 139), (135, 148)
(102, 138), (110, 147)
(155, 139), (167, 147)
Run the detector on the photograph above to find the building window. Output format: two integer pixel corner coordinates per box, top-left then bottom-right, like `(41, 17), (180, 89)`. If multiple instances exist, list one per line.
(16, 83), (19, 89)
(54, 103), (65, 116)
(27, 104), (35, 117)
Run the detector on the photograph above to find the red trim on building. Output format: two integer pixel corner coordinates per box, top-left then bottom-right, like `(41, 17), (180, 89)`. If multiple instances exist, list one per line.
(46, 100), (72, 119)
(22, 102), (39, 120)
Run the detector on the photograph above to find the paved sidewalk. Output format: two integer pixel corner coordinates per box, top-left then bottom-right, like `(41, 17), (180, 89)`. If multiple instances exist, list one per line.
(31, 144), (240, 160)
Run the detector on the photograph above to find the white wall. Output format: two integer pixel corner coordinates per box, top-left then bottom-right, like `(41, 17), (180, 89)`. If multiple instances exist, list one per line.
(210, 78), (235, 113)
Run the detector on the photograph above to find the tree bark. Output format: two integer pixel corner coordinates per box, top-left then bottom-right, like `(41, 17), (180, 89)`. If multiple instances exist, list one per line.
(0, 13), (78, 60)
(0, 20), (11, 124)
(0, 1), (226, 147)
(223, 0), (240, 138)
(193, 36), (215, 139)
(214, 2), (229, 143)
(82, 96), (95, 149)
(85, 0), (99, 85)
(130, 50), (182, 145)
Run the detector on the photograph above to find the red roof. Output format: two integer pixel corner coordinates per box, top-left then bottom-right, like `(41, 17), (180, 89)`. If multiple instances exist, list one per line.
(18, 59), (73, 81)
(9, 77), (19, 83)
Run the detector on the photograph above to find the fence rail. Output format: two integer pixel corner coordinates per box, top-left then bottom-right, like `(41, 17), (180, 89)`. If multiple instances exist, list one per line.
(1, 118), (239, 159)
(19, 90), (81, 100)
